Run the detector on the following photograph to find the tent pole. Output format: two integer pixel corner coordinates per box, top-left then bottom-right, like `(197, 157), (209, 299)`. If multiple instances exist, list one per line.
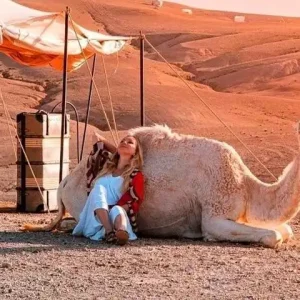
(80, 54), (97, 161)
(140, 31), (145, 126)
(59, 7), (69, 183)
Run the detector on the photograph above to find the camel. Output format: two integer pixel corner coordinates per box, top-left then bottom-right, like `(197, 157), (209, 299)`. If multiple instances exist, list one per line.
(25, 125), (300, 248)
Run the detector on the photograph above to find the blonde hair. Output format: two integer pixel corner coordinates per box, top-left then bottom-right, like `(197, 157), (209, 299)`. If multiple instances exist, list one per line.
(96, 136), (143, 193)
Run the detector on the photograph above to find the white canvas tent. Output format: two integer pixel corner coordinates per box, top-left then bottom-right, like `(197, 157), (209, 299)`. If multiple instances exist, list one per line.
(0, 0), (130, 71)
(0, 1), (133, 184)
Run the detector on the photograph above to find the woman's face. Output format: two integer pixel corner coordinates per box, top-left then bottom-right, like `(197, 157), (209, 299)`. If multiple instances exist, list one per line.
(117, 136), (137, 157)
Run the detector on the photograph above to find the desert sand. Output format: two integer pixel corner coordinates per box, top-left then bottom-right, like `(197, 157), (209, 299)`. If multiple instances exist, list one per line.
(0, 1), (300, 299)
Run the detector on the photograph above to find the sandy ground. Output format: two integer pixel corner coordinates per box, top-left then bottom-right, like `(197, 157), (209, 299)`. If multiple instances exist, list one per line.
(0, 212), (299, 300)
(1, 0), (300, 299)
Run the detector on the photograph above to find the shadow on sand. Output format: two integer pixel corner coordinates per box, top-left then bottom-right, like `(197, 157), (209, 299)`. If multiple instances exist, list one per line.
(0, 230), (263, 255)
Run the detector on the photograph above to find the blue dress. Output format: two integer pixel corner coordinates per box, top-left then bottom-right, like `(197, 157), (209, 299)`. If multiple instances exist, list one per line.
(72, 174), (137, 241)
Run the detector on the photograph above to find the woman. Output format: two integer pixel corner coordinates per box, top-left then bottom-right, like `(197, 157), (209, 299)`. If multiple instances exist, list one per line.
(73, 134), (144, 245)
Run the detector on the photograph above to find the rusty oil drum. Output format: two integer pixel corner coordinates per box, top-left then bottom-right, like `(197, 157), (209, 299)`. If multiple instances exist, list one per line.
(16, 112), (70, 212)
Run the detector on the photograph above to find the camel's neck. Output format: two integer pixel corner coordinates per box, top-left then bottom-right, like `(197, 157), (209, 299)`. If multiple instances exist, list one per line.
(246, 155), (300, 226)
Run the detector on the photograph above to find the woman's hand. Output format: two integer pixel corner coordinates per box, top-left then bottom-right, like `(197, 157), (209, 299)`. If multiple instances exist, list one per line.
(93, 131), (117, 153)
(93, 131), (107, 144)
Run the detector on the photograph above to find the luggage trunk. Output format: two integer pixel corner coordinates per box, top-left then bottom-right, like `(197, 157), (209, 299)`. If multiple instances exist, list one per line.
(16, 112), (70, 212)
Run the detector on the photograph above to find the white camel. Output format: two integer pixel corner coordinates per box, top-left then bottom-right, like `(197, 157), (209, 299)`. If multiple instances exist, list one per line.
(26, 125), (300, 248)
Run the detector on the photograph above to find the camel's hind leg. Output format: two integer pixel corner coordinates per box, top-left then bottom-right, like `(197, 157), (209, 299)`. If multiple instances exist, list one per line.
(202, 217), (283, 248)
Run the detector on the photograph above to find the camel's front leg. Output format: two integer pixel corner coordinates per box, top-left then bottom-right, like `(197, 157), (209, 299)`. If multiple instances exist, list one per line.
(202, 217), (283, 248)
(249, 223), (294, 243)
(275, 224), (294, 242)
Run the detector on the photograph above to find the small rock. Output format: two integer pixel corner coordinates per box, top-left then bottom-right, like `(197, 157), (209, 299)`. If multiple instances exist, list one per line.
(1, 262), (12, 269)
(2, 71), (11, 79)
(34, 85), (44, 92)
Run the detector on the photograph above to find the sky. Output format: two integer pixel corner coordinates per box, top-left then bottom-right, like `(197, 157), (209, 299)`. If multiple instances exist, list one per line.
(166, 0), (300, 17)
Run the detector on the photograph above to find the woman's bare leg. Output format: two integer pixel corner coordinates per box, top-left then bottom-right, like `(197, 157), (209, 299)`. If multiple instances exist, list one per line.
(114, 214), (127, 231)
(111, 207), (129, 245)
(95, 209), (113, 233)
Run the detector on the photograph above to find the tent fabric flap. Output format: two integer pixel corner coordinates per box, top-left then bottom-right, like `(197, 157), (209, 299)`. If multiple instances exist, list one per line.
(0, 0), (130, 72)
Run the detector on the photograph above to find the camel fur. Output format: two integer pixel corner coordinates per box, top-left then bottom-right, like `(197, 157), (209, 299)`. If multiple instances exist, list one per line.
(24, 125), (300, 248)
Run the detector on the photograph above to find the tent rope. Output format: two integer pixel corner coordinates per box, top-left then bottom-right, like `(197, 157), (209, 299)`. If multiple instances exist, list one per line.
(296, 122), (300, 152)
(68, 12), (118, 146)
(101, 54), (119, 142)
(1, 95), (17, 161)
(107, 51), (120, 80)
(144, 37), (277, 181)
(0, 89), (50, 213)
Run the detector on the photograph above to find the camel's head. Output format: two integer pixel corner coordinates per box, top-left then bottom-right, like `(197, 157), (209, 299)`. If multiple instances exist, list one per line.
(128, 124), (181, 155)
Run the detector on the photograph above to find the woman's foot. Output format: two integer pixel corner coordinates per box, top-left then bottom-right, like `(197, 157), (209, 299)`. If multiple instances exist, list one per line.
(115, 229), (129, 246)
(105, 231), (116, 243)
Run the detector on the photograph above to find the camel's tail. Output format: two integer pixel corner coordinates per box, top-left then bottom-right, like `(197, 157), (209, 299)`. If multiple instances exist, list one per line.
(22, 178), (67, 232)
